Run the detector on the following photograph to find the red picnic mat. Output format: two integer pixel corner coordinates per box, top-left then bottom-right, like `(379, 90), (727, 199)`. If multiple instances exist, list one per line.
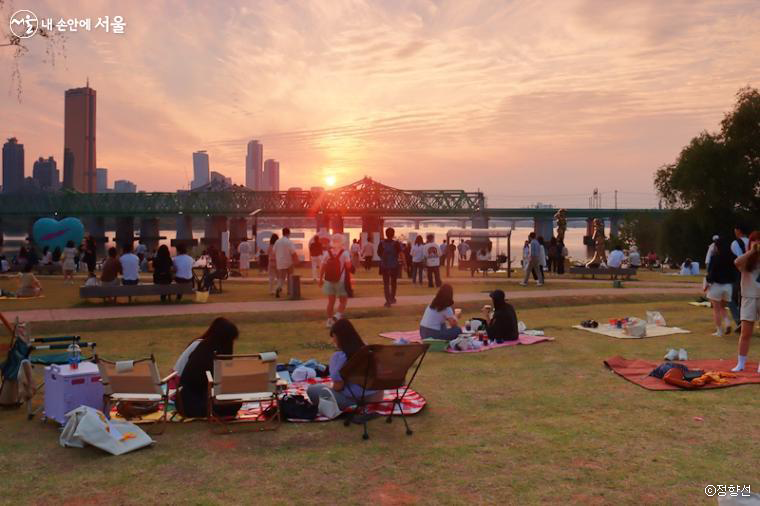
(379, 330), (554, 352)
(604, 356), (760, 391)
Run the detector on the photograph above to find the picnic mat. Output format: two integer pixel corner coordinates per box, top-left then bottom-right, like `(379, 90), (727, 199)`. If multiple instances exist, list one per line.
(378, 330), (554, 352)
(110, 378), (425, 423)
(572, 324), (690, 339)
(0, 295), (45, 300)
(604, 356), (760, 391)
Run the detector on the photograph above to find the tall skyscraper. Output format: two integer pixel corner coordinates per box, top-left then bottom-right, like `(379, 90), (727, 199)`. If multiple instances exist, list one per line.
(33, 156), (59, 190)
(63, 84), (97, 192)
(114, 179), (137, 193)
(192, 150), (210, 189)
(2, 137), (24, 193)
(96, 168), (108, 192)
(245, 140), (263, 190)
(263, 159), (280, 191)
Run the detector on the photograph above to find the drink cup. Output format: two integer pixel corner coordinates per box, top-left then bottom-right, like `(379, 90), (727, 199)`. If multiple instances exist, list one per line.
(454, 308), (462, 318)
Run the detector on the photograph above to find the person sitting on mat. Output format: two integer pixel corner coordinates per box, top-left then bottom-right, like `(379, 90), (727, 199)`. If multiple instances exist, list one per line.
(419, 283), (462, 340)
(16, 263), (42, 298)
(306, 319), (382, 411)
(177, 317), (241, 418)
(481, 289), (518, 343)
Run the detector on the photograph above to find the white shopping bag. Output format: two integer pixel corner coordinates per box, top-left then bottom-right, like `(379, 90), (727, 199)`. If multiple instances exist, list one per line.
(623, 318), (647, 338)
(646, 311), (667, 326)
(60, 405), (154, 456)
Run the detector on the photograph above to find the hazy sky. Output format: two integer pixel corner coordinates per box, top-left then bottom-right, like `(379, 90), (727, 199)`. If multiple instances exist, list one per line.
(2, 0), (759, 207)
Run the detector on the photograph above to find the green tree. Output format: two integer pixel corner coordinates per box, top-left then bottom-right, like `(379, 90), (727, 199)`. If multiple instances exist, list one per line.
(654, 87), (760, 260)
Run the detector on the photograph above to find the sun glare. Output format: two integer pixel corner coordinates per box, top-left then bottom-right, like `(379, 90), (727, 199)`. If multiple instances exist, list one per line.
(325, 174), (337, 187)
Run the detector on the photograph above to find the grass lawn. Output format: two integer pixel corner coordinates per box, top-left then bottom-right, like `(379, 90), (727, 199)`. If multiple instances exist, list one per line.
(1, 295), (758, 504)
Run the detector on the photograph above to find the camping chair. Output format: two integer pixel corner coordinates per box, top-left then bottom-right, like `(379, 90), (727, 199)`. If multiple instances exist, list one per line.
(94, 354), (176, 435)
(340, 343), (429, 440)
(206, 352), (279, 433)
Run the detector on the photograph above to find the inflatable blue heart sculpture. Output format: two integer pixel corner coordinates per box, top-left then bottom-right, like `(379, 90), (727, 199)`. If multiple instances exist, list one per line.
(32, 217), (84, 252)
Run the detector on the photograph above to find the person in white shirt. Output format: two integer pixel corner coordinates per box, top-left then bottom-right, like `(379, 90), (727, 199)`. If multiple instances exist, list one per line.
(728, 225), (751, 332)
(419, 284), (461, 340)
(410, 235), (425, 284)
(319, 234), (353, 328)
(424, 234), (442, 288)
(272, 227), (297, 298)
(119, 243), (140, 285)
(238, 240), (251, 276)
(457, 240), (470, 263)
(628, 246), (641, 269)
(350, 239), (361, 271)
(361, 240), (375, 271)
(607, 246), (625, 268)
(173, 244), (194, 301)
(730, 230), (760, 372)
(679, 258), (699, 275)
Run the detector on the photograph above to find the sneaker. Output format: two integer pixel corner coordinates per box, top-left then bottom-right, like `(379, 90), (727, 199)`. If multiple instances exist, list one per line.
(518, 282), (527, 287)
(326, 317), (335, 328)
(677, 348), (688, 361)
(536, 282), (544, 287)
(731, 364), (744, 372)
(712, 330), (723, 337)
(664, 349), (678, 361)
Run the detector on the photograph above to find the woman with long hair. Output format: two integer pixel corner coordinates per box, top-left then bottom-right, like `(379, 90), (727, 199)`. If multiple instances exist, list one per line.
(731, 231), (760, 372)
(152, 244), (174, 302)
(419, 283), (461, 340)
(705, 237), (735, 336)
(177, 317), (241, 417)
(410, 235), (425, 285)
(306, 319), (382, 410)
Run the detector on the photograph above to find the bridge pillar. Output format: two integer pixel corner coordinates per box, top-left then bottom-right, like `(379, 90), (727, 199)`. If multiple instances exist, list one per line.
(584, 218), (594, 257)
(229, 217), (248, 251)
(471, 214), (489, 230)
(533, 217), (553, 241)
(115, 217), (135, 250)
(139, 217), (161, 252)
(315, 213), (330, 235)
(609, 217), (620, 239)
(414, 220), (420, 230)
(88, 217), (108, 258)
(203, 215), (228, 250)
(330, 214), (344, 234)
(172, 214), (197, 250)
(362, 216), (383, 242)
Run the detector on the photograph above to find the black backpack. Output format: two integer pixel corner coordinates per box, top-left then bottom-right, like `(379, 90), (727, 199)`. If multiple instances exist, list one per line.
(324, 250), (344, 283)
(279, 394), (318, 420)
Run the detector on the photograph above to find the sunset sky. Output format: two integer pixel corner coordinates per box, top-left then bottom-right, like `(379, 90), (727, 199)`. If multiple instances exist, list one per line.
(2, 0), (759, 207)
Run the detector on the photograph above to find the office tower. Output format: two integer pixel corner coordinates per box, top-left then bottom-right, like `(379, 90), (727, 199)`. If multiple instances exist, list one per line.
(245, 140), (263, 190)
(114, 179), (137, 193)
(263, 159), (280, 191)
(96, 168), (108, 192)
(63, 84), (97, 192)
(192, 150), (210, 189)
(210, 171), (232, 186)
(2, 137), (24, 193)
(33, 156), (59, 190)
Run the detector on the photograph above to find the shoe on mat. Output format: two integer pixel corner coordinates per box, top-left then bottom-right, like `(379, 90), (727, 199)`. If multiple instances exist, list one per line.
(678, 348), (688, 361)
(664, 349), (678, 361)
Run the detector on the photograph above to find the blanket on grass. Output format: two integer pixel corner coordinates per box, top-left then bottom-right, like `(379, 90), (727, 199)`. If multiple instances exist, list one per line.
(572, 324), (689, 339)
(110, 378), (425, 423)
(604, 356), (760, 391)
(378, 330), (554, 351)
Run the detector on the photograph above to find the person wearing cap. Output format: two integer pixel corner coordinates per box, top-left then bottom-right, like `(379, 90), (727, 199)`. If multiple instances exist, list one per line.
(481, 290), (519, 342)
(705, 235), (720, 267)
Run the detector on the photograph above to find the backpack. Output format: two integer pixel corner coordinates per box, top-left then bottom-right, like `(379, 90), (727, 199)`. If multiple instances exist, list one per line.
(324, 250), (344, 283)
(279, 394), (318, 420)
(380, 240), (399, 270)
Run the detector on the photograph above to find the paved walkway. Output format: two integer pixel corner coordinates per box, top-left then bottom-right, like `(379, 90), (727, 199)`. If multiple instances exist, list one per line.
(3, 286), (699, 323)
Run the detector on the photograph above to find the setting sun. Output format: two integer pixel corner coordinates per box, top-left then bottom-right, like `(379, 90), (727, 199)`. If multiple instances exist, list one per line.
(324, 174), (337, 187)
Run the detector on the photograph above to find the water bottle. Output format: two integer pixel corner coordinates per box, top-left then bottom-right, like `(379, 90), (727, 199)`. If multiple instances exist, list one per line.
(67, 343), (81, 370)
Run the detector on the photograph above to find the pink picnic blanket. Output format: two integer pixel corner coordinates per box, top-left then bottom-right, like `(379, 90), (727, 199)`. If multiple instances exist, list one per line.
(378, 330), (554, 352)
(239, 378), (426, 422)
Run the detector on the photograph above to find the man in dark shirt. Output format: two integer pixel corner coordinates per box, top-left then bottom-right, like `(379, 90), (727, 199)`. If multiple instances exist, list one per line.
(483, 289), (519, 342)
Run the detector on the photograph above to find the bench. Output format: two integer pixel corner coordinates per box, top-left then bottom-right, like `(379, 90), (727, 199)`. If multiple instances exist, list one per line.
(35, 264), (62, 275)
(458, 260), (501, 276)
(80, 283), (196, 302)
(569, 267), (638, 280)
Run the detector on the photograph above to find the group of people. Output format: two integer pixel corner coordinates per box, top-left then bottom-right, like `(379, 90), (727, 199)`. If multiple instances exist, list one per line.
(521, 232), (569, 286)
(703, 225), (760, 373)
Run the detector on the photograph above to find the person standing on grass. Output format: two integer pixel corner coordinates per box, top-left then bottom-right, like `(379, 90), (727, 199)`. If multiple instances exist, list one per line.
(730, 231), (760, 372)
(273, 227), (298, 298)
(411, 235), (425, 285)
(424, 234), (442, 288)
(309, 234), (323, 281)
(705, 238), (735, 336)
(82, 234), (97, 275)
(520, 232), (543, 286)
(361, 239), (374, 271)
(457, 240), (470, 265)
(267, 234), (279, 295)
(447, 240), (456, 270)
(320, 234), (352, 328)
(728, 224), (750, 333)
(378, 227), (401, 308)
(350, 238), (361, 271)
(61, 240), (78, 284)
(439, 239), (448, 276)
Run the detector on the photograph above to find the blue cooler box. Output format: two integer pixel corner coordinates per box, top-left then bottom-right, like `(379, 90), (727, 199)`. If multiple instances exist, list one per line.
(44, 361), (104, 425)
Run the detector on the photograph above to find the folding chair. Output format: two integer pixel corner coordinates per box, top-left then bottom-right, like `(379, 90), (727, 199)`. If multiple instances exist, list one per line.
(206, 352), (280, 433)
(340, 343), (429, 440)
(94, 354), (176, 435)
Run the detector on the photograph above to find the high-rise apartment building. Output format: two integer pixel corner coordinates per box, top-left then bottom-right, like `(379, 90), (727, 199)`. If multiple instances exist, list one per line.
(114, 179), (137, 193)
(192, 150), (210, 189)
(63, 85), (96, 192)
(33, 156), (59, 190)
(2, 137), (24, 193)
(96, 168), (108, 192)
(245, 140), (263, 190)
(263, 159), (280, 191)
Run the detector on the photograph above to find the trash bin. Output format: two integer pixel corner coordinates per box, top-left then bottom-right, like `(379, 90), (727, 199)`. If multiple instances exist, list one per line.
(289, 275), (301, 300)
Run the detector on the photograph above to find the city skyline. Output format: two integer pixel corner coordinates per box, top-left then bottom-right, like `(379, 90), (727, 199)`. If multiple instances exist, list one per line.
(2, 1), (760, 207)
(62, 85), (97, 192)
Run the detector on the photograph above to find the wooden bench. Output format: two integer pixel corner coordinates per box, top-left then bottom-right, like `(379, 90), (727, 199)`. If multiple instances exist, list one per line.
(80, 283), (196, 302)
(458, 260), (501, 276)
(569, 267), (638, 280)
